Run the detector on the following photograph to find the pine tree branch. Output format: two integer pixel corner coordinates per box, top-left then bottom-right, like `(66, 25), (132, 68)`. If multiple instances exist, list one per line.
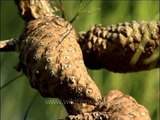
(78, 21), (160, 72)
(0, 38), (18, 52)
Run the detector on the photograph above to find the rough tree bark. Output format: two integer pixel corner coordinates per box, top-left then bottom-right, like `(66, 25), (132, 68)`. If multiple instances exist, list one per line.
(65, 90), (150, 120)
(13, 0), (102, 115)
(0, 0), (156, 120)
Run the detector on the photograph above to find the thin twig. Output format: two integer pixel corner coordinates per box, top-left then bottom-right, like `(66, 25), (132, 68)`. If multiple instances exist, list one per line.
(24, 93), (38, 120)
(0, 74), (24, 89)
(55, 0), (66, 19)
(70, 0), (94, 23)
(0, 38), (18, 52)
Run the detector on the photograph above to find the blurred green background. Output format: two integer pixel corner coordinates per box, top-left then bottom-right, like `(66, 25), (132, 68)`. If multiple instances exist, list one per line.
(0, 0), (159, 120)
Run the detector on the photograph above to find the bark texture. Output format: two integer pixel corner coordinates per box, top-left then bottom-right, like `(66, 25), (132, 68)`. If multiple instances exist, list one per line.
(14, 0), (56, 22)
(78, 21), (160, 72)
(65, 90), (151, 120)
(15, 0), (101, 115)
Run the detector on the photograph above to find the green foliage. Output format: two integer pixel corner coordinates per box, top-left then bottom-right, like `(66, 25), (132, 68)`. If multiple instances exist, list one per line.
(0, 0), (159, 120)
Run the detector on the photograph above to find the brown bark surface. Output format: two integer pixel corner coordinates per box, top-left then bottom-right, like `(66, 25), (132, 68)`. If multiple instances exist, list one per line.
(18, 15), (102, 114)
(14, 0), (56, 21)
(65, 90), (151, 120)
(14, 0), (102, 115)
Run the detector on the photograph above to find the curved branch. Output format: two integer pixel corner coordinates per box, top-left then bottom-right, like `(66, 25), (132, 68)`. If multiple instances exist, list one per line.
(78, 21), (160, 72)
(0, 38), (18, 52)
(0, 74), (23, 89)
